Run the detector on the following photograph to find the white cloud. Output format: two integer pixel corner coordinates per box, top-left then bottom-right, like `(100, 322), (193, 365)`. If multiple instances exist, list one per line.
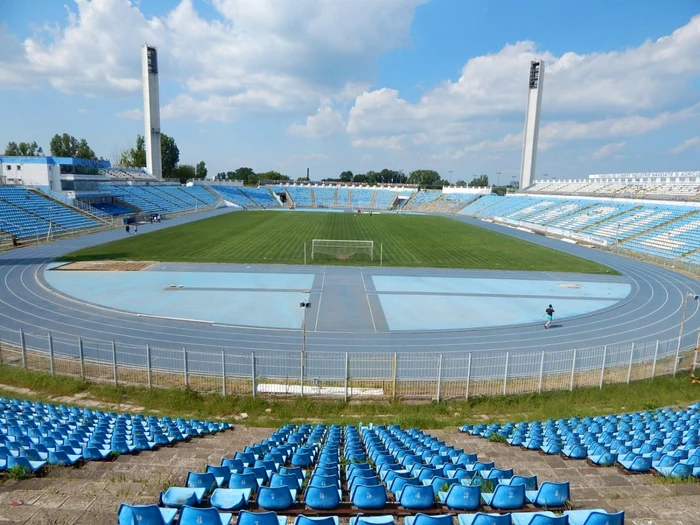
(116, 108), (143, 120)
(288, 107), (345, 138)
(2, 0), (426, 117)
(346, 15), (700, 152)
(352, 135), (406, 150)
(591, 142), (626, 159)
(669, 136), (700, 154)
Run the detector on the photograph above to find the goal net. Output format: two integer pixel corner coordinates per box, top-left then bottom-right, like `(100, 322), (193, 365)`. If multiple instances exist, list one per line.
(311, 239), (374, 261)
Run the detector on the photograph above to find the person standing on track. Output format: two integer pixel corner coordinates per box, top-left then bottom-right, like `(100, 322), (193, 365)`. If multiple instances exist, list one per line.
(544, 304), (555, 329)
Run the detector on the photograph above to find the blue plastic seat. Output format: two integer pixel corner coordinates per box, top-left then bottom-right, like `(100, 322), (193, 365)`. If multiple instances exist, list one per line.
(293, 517), (339, 525)
(206, 465), (232, 487)
(564, 509), (625, 525)
(350, 484), (387, 510)
(499, 475), (537, 491)
(271, 473), (302, 490)
(180, 505), (232, 525)
(161, 487), (206, 508)
(229, 472), (260, 491)
(186, 471), (218, 494)
(511, 511), (568, 525)
(210, 488), (252, 511)
(397, 484), (435, 510)
(404, 514), (453, 525)
(257, 486), (296, 511)
(304, 484), (341, 510)
(117, 504), (177, 525)
(438, 484), (480, 511)
(349, 516), (395, 525)
(222, 458), (245, 473)
(481, 483), (525, 510)
(390, 476), (421, 496)
(457, 512), (511, 525)
(525, 482), (570, 507)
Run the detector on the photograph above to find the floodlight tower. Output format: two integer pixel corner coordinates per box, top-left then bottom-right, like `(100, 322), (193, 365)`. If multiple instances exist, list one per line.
(141, 44), (162, 179)
(519, 60), (545, 190)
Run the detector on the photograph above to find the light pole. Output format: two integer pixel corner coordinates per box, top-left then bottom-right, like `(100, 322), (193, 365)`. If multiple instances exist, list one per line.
(300, 293), (311, 354)
(676, 292), (699, 376)
(496, 172), (501, 186)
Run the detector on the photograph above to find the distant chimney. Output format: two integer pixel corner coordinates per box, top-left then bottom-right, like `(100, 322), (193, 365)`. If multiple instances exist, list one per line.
(306, 168), (310, 181)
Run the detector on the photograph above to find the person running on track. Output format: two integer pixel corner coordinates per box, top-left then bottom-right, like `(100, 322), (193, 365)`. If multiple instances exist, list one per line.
(544, 304), (555, 329)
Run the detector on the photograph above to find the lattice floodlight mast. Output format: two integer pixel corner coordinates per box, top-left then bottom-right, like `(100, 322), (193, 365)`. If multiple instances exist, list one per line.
(311, 239), (374, 261)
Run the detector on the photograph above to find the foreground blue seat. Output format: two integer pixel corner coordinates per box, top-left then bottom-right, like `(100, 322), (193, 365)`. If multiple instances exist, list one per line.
(117, 504), (177, 525)
(404, 515), (453, 525)
(236, 510), (288, 525)
(511, 512), (567, 525)
(457, 513), (511, 525)
(499, 475), (537, 491)
(186, 472), (218, 494)
(257, 486), (296, 511)
(293, 516), (339, 525)
(481, 483), (525, 510)
(349, 516), (395, 525)
(210, 488), (252, 511)
(305, 484), (341, 510)
(564, 509), (625, 525)
(351, 484), (387, 510)
(161, 487), (206, 508)
(180, 505), (232, 525)
(525, 482), (570, 507)
(438, 484), (480, 511)
(397, 484), (436, 510)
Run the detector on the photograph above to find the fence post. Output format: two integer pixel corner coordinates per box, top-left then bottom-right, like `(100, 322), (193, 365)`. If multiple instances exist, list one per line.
(344, 352), (349, 403)
(146, 344), (152, 389)
(465, 353), (472, 400)
(112, 340), (118, 385)
(183, 347), (189, 387)
(20, 328), (27, 369)
(251, 352), (256, 397)
(78, 337), (85, 379)
(651, 340), (659, 378)
(392, 352), (397, 400)
(221, 350), (227, 396)
(569, 348), (577, 391)
(626, 343), (635, 384)
(300, 352), (305, 397)
(48, 333), (55, 375)
(0, 331), (3, 366)
(503, 352), (509, 396)
(538, 350), (545, 393)
(599, 345), (607, 388)
(436, 354), (443, 402)
(673, 336), (682, 377)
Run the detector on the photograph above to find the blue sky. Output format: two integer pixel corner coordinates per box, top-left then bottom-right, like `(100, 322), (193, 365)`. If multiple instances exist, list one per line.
(1, 0), (699, 182)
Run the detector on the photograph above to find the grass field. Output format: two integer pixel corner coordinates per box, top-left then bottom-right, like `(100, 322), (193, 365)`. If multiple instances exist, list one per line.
(64, 210), (615, 273)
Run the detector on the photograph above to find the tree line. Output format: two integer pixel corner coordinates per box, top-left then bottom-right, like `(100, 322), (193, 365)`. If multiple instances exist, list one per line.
(4, 133), (207, 184)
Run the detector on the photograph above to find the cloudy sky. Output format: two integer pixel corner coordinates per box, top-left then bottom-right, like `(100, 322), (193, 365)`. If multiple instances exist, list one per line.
(1, 0), (699, 183)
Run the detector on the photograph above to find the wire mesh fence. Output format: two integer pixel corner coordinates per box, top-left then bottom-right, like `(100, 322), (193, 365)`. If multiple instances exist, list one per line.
(0, 326), (696, 401)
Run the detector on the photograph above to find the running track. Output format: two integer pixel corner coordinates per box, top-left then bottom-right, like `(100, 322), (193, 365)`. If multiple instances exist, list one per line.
(0, 208), (698, 361)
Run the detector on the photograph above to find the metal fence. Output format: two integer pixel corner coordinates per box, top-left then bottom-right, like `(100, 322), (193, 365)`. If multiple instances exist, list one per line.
(0, 327), (696, 401)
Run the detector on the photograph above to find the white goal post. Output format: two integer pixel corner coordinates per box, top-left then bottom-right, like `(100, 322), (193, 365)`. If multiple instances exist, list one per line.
(311, 239), (374, 261)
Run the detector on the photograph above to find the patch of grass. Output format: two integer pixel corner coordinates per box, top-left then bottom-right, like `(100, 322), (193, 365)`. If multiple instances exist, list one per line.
(0, 365), (697, 428)
(487, 433), (508, 443)
(653, 476), (700, 485)
(61, 211), (615, 273)
(7, 465), (32, 481)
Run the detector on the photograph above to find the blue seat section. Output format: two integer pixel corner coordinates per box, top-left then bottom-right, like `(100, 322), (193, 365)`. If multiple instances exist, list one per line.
(372, 190), (400, 209)
(0, 187), (100, 237)
(405, 191), (442, 211)
(337, 187), (350, 207)
(350, 188), (375, 208)
(583, 204), (693, 241)
(184, 185), (220, 206)
(90, 201), (135, 215)
(212, 186), (256, 208)
(286, 187), (313, 207)
(0, 396), (229, 478)
(238, 187), (280, 207)
(622, 214), (700, 260)
(462, 402), (700, 477)
(313, 187), (336, 207)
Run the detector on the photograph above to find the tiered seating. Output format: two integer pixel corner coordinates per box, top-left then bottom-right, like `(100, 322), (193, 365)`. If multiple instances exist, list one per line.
(351, 188), (375, 208)
(337, 188), (350, 207)
(373, 190), (400, 209)
(114, 186), (179, 214)
(0, 397), (230, 476)
(0, 187), (100, 235)
(462, 402), (700, 479)
(426, 194), (480, 214)
(405, 191), (444, 211)
(313, 187), (336, 207)
(120, 423), (622, 525)
(286, 187), (313, 207)
(547, 202), (637, 232)
(157, 186), (203, 208)
(583, 205), (693, 242)
(213, 186), (256, 208)
(238, 187), (280, 207)
(458, 195), (503, 216)
(184, 186), (219, 206)
(90, 202), (135, 215)
(623, 215), (700, 259)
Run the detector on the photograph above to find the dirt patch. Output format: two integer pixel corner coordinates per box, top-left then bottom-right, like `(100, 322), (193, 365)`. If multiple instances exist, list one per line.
(55, 261), (157, 271)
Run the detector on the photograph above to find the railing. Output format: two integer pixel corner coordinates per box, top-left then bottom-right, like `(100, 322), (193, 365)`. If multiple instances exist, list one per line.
(0, 327), (695, 401)
(31, 186), (115, 227)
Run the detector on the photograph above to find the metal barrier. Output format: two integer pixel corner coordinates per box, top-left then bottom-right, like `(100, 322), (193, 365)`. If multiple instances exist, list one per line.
(0, 327), (696, 400)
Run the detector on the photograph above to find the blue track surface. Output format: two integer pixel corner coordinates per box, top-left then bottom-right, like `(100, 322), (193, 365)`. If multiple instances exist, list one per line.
(0, 208), (698, 359)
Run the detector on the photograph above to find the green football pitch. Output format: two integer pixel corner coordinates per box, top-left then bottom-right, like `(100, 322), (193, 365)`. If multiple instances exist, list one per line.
(63, 210), (615, 273)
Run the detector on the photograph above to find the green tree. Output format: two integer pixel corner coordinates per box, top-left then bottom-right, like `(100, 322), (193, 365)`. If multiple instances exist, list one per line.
(120, 135), (147, 167)
(229, 167), (256, 184)
(4, 141), (43, 156)
(161, 134), (180, 178)
(258, 170), (290, 182)
(339, 171), (353, 182)
(352, 173), (368, 183)
(173, 164), (196, 184)
(195, 161), (208, 180)
(408, 169), (442, 187)
(49, 133), (96, 159)
(455, 179), (467, 188)
(468, 174), (489, 188)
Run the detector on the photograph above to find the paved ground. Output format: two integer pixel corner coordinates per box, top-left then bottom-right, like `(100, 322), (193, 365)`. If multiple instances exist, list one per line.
(0, 426), (698, 525)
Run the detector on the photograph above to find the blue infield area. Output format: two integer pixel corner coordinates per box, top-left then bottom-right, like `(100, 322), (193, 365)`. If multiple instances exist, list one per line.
(44, 263), (631, 332)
